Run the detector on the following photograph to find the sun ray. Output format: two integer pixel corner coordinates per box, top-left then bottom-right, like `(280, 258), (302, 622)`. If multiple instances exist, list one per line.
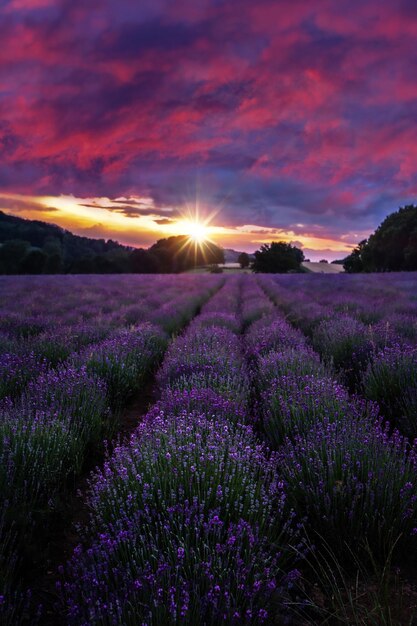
(180, 220), (210, 243)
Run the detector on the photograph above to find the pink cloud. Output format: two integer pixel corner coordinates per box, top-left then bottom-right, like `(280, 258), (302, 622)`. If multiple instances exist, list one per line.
(0, 0), (415, 245)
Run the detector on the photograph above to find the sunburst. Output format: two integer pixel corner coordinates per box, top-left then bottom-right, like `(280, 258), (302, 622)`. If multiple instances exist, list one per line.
(181, 220), (210, 243)
(171, 207), (221, 266)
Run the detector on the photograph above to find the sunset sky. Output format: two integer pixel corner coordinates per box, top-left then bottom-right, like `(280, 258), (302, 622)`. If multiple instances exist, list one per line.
(1, 0), (416, 260)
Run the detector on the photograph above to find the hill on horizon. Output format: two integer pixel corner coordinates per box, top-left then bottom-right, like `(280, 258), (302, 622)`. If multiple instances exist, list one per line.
(223, 248), (255, 264)
(0, 211), (225, 274)
(0, 210), (133, 273)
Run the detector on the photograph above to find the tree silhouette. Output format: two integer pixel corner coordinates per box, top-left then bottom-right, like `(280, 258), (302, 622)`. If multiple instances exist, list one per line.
(343, 205), (417, 272)
(252, 242), (304, 273)
(238, 252), (250, 268)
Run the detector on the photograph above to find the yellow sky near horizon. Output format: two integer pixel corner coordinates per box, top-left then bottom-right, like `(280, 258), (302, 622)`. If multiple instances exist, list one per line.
(0, 192), (366, 257)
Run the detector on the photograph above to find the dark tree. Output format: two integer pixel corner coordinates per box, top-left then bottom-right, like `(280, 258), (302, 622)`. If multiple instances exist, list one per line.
(19, 249), (47, 274)
(238, 252), (250, 269)
(0, 239), (30, 273)
(44, 252), (63, 274)
(70, 257), (95, 273)
(150, 235), (224, 272)
(103, 248), (130, 273)
(150, 244), (172, 273)
(252, 242), (304, 273)
(343, 240), (367, 273)
(94, 254), (120, 274)
(129, 249), (161, 273)
(42, 236), (64, 273)
(344, 205), (417, 272)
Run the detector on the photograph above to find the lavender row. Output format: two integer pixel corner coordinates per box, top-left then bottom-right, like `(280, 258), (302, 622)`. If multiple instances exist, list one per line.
(155, 277), (251, 421)
(0, 326), (167, 625)
(0, 276), (223, 403)
(0, 275), (223, 335)
(262, 273), (417, 334)
(259, 275), (417, 439)
(259, 276), (387, 388)
(258, 273), (417, 348)
(60, 278), (300, 625)
(0, 278), (222, 625)
(248, 285), (417, 566)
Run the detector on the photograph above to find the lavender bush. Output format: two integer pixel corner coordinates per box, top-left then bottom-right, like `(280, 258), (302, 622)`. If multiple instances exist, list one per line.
(0, 352), (48, 400)
(261, 373), (378, 445)
(255, 347), (329, 388)
(158, 326), (250, 405)
(362, 344), (417, 439)
(80, 324), (167, 410)
(0, 364), (110, 584)
(240, 280), (273, 327)
(148, 388), (249, 423)
(384, 313), (417, 344)
(87, 412), (286, 536)
(312, 316), (373, 388)
(245, 314), (306, 359)
(21, 364), (110, 451)
(191, 312), (241, 334)
(61, 411), (297, 624)
(277, 416), (417, 561)
(0, 314), (49, 339)
(28, 321), (113, 365)
(62, 505), (295, 626)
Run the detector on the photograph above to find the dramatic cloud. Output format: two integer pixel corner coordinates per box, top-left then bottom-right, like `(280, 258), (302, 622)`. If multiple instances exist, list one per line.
(0, 0), (416, 258)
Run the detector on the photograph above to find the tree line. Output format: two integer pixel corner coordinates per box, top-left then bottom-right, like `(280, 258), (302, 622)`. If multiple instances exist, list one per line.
(4, 204), (417, 275)
(0, 210), (310, 275)
(0, 211), (224, 274)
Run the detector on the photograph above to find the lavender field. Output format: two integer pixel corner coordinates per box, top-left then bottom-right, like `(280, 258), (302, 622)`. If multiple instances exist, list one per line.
(1, 273), (417, 625)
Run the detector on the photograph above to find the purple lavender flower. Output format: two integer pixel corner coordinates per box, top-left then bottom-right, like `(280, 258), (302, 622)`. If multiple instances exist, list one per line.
(277, 415), (417, 559)
(0, 352), (48, 400)
(363, 343), (417, 438)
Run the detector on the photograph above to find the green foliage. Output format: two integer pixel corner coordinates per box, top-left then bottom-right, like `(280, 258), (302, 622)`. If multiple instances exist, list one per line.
(18, 249), (47, 274)
(278, 417), (417, 562)
(0, 239), (30, 273)
(344, 205), (417, 272)
(0, 212), (130, 274)
(294, 536), (412, 626)
(343, 240), (367, 272)
(252, 241), (304, 273)
(362, 346), (417, 439)
(129, 248), (160, 273)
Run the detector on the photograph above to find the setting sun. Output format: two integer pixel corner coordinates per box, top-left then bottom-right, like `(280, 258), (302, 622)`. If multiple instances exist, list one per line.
(183, 221), (209, 243)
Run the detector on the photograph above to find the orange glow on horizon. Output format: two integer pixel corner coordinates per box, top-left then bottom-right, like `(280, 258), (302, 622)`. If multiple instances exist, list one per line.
(0, 192), (361, 258)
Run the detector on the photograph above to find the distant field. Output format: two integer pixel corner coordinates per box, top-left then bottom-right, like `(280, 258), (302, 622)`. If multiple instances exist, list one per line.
(186, 261), (345, 274)
(303, 261), (344, 273)
(185, 262), (250, 274)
